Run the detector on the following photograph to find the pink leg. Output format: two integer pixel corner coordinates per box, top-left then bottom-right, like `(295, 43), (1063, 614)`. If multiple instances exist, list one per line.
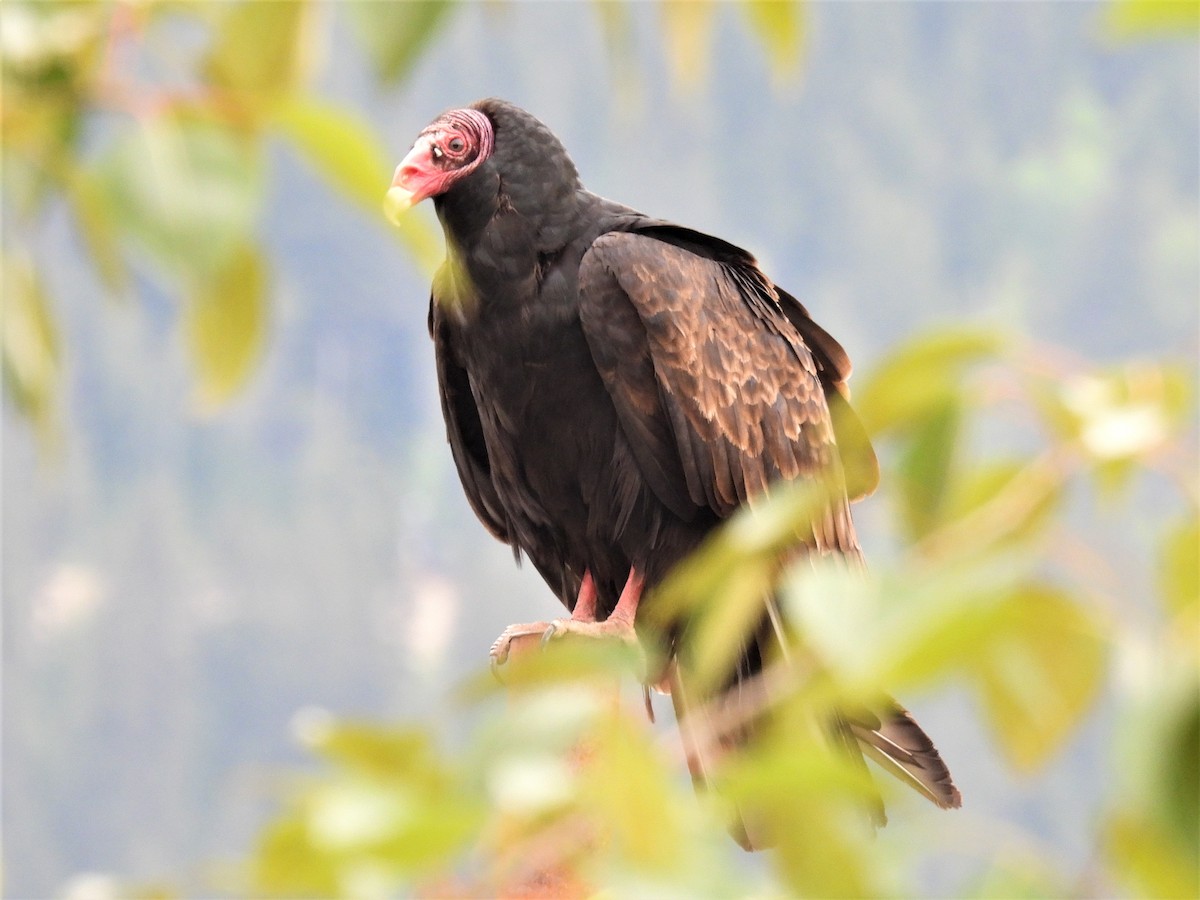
(489, 567), (646, 676)
(571, 570), (598, 622)
(608, 568), (644, 626)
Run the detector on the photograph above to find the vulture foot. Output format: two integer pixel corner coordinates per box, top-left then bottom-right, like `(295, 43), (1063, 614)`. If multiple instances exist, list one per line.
(488, 615), (646, 682)
(489, 568), (648, 681)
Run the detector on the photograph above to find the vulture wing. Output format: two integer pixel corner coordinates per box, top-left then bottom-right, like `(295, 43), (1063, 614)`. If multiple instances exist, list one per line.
(430, 293), (511, 543)
(578, 229), (959, 844)
(577, 230), (861, 559)
(430, 288), (579, 606)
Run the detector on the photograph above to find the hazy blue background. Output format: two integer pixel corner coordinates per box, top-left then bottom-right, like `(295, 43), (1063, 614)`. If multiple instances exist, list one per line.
(4, 3), (1196, 896)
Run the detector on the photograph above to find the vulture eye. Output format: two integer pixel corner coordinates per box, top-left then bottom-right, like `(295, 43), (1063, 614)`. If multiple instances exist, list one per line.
(448, 136), (466, 153)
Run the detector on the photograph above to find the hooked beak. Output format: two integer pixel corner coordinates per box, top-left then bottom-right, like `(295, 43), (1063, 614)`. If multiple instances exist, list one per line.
(383, 138), (436, 225)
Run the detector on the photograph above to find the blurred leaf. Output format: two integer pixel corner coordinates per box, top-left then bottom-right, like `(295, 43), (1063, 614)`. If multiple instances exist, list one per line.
(269, 97), (444, 275)
(307, 721), (439, 782)
(649, 482), (837, 694)
(1045, 363), (1189, 466)
(0, 2), (105, 82)
(967, 861), (1070, 899)
(186, 243), (266, 410)
(855, 328), (1006, 435)
(254, 815), (340, 897)
(593, 0), (636, 70)
(1159, 687), (1200, 848)
(1160, 515), (1199, 623)
(785, 553), (1029, 693)
(95, 116), (264, 282)
(895, 396), (961, 540)
(969, 585), (1107, 770)
(65, 167), (128, 292)
(1105, 811), (1199, 899)
(722, 730), (883, 897)
(1, 253), (59, 439)
(660, 0), (717, 90)
(272, 98), (391, 209)
(1114, 665), (1200, 859)
(345, 1), (455, 85)
(387, 210), (445, 277)
(583, 712), (682, 871)
(255, 718), (487, 896)
(463, 634), (637, 700)
(1104, 0), (1200, 39)
(743, 0), (805, 79)
(917, 454), (1066, 563)
(204, 0), (313, 102)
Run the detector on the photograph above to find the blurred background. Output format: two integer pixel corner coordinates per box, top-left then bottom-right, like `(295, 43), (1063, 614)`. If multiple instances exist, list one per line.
(3, 1), (1196, 897)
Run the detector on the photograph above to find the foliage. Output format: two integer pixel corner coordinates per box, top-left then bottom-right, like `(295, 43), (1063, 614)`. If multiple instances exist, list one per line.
(0, 0), (444, 432)
(236, 329), (1197, 898)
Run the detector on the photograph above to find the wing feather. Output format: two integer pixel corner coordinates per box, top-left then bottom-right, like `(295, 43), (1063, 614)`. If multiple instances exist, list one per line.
(429, 296), (511, 542)
(578, 231), (860, 557)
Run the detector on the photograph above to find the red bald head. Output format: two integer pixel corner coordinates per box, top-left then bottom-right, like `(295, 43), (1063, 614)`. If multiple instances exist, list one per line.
(385, 108), (495, 220)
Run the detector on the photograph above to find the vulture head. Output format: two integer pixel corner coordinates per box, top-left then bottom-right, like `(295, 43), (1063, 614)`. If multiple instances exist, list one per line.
(385, 107), (495, 213)
(385, 99), (583, 241)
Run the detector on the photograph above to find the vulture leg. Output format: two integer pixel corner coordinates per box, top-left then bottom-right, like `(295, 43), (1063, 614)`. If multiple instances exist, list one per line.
(489, 569), (646, 677)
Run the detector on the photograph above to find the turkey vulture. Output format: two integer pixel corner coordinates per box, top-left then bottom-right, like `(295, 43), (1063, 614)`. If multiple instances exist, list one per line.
(387, 98), (960, 845)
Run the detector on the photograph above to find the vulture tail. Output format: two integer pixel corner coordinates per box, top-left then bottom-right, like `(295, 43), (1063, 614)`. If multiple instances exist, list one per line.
(848, 702), (962, 811)
(665, 601), (960, 850)
(664, 658), (760, 851)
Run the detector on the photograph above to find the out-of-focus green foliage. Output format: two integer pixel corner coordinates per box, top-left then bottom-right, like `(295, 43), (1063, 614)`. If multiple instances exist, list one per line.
(657, 0), (805, 91)
(1, 252), (60, 444)
(0, 0), (440, 433)
(231, 328), (1197, 898)
(1104, 0), (1200, 39)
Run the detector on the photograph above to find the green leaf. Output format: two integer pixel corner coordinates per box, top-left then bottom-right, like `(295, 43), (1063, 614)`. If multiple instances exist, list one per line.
(1, 252), (59, 439)
(1161, 515), (1199, 623)
(722, 732), (883, 897)
(968, 585), (1107, 770)
(649, 482), (837, 694)
(785, 553), (1029, 693)
(868, 570), (1015, 691)
(272, 98), (391, 210)
(743, 0), (805, 80)
(967, 860), (1070, 899)
(1104, 0), (1200, 40)
(95, 116), (264, 283)
(307, 722), (438, 781)
(854, 328), (1006, 435)
(254, 815), (340, 897)
(344, 1), (456, 85)
(1104, 811), (1199, 899)
(186, 243), (266, 410)
(269, 97), (444, 275)
(1048, 363), (1190, 466)
(204, 0), (313, 100)
(895, 396), (961, 540)
(66, 166), (128, 293)
(583, 713), (682, 871)
(940, 459), (1063, 551)
(660, 0), (717, 90)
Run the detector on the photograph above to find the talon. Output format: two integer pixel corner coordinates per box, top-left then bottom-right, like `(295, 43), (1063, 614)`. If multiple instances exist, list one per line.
(541, 622), (558, 646)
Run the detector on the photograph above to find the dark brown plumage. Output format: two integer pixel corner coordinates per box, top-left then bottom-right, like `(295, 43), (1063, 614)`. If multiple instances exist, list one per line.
(389, 98), (961, 846)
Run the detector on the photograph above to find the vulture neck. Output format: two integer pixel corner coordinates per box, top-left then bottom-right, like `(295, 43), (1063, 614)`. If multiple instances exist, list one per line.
(434, 153), (590, 308)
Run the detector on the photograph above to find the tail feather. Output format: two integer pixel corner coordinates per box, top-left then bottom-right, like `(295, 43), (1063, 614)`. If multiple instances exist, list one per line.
(664, 598), (960, 850)
(664, 660), (761, 850)
(848, 703), (962, 810)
